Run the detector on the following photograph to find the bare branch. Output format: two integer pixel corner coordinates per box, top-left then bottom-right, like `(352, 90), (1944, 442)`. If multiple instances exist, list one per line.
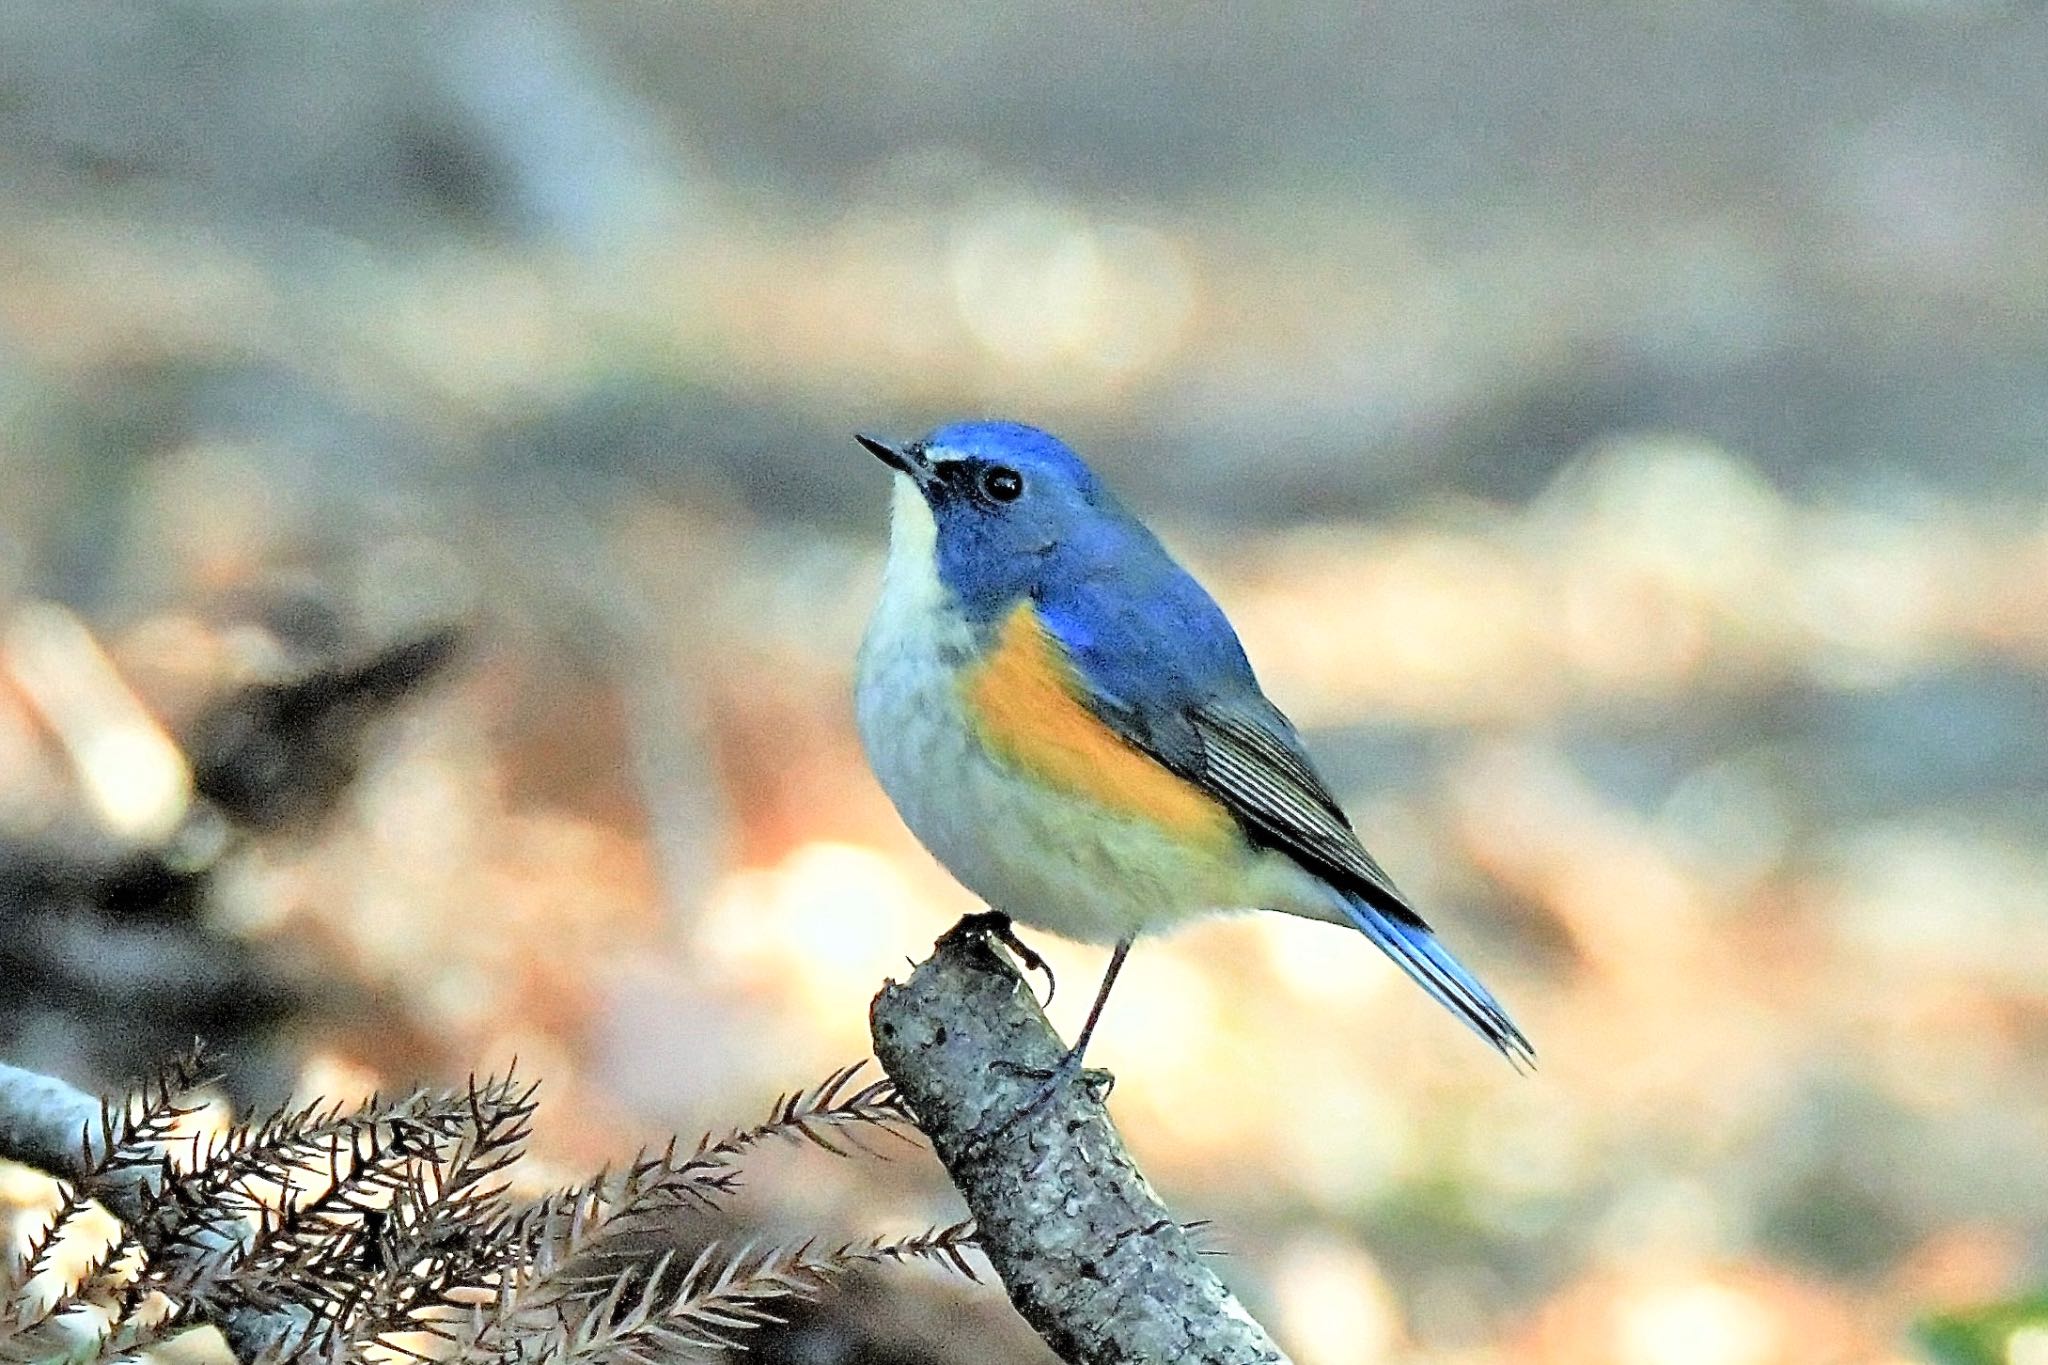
(871, 925), (1294, 1365)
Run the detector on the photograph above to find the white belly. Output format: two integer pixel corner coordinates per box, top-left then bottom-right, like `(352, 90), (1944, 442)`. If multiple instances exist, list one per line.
(854, 482), (1327, 944)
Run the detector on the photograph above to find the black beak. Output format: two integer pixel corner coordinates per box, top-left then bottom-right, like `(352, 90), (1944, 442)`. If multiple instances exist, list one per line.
(856, 433), (918, 477)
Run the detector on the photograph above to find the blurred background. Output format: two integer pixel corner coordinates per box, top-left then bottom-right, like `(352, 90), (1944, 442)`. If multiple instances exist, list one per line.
(1, 2), (2046, 1362)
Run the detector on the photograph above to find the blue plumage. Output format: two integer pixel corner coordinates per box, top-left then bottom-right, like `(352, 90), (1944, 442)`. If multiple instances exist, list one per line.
(1335, 894), (1536, 1069)
(855, 420), (1534, 1070)
(923, 422), (1261, 704)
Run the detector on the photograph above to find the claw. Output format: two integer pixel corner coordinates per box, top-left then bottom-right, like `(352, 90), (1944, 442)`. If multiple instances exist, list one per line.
(960, 1045), (1108, 1157)
(947, 932), (1133, 1161)
(987, 1058), (1050, 1080)
(942, 911), (1057, 1005)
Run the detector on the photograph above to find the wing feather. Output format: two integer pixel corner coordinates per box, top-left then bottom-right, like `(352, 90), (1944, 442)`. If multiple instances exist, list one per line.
(1033, 565), (1532, 1064)
(1179, 701), (1423, 925)
(1157, 699), (1534, 1064)
(1029, 553), (1419, 920)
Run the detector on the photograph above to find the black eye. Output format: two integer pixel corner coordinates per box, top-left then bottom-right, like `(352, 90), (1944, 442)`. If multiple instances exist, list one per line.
(982, 465), (1024, 502)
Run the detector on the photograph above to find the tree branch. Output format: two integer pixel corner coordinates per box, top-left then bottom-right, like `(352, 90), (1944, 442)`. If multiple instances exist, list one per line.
(870, 924), (1293, 1365)
(0, 1059), (314, 1361)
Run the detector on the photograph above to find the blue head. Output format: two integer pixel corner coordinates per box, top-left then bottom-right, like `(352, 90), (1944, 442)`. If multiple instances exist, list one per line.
(860, 419), (1262, 710)
(858, 421), (1130, 623)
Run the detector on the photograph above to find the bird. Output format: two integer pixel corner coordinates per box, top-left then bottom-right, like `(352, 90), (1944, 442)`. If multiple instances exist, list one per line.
(852, 421), (1532, 1123)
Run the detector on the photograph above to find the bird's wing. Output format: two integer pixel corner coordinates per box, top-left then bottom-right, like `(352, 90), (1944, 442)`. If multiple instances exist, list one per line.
(1037, 555), (1532, 1065)
(1034, 562), (1422, 924)
(1175, 698), (1419, 921)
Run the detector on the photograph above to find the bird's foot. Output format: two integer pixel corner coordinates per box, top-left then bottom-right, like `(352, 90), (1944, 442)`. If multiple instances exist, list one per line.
(942, 910), (1056, 1005)
(959, 1048), (1113, 1156)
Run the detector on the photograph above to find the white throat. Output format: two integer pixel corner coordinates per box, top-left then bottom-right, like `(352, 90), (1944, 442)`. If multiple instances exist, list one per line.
(877, 475), (948, 618)
(858, 474), (973, 746)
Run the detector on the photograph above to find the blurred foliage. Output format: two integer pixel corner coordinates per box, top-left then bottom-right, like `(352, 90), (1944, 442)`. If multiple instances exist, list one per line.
(1917, 1295), (2048, 1365)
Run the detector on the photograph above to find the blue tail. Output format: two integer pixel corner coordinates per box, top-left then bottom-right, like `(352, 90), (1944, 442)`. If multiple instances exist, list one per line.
(1338, 894), (1535, 1070)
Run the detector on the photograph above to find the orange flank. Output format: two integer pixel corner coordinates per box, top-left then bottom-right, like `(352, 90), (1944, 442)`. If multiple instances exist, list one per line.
(963, 604), (1236, 845)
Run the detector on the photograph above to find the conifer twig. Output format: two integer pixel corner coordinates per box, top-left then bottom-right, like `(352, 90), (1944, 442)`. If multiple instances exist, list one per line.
(871, 923), (1294, 1364)
(0, 1057), (976, 1364)
(0, 1059), (316, 1360)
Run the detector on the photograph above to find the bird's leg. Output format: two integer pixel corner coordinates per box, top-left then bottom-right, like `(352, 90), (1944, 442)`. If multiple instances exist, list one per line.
(942, 909), (1056, 1004)
(967, 938), (1133, 1151)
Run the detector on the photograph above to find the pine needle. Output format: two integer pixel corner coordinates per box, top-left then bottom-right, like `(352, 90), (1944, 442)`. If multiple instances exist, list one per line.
(1, 1061), (965, 1365)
